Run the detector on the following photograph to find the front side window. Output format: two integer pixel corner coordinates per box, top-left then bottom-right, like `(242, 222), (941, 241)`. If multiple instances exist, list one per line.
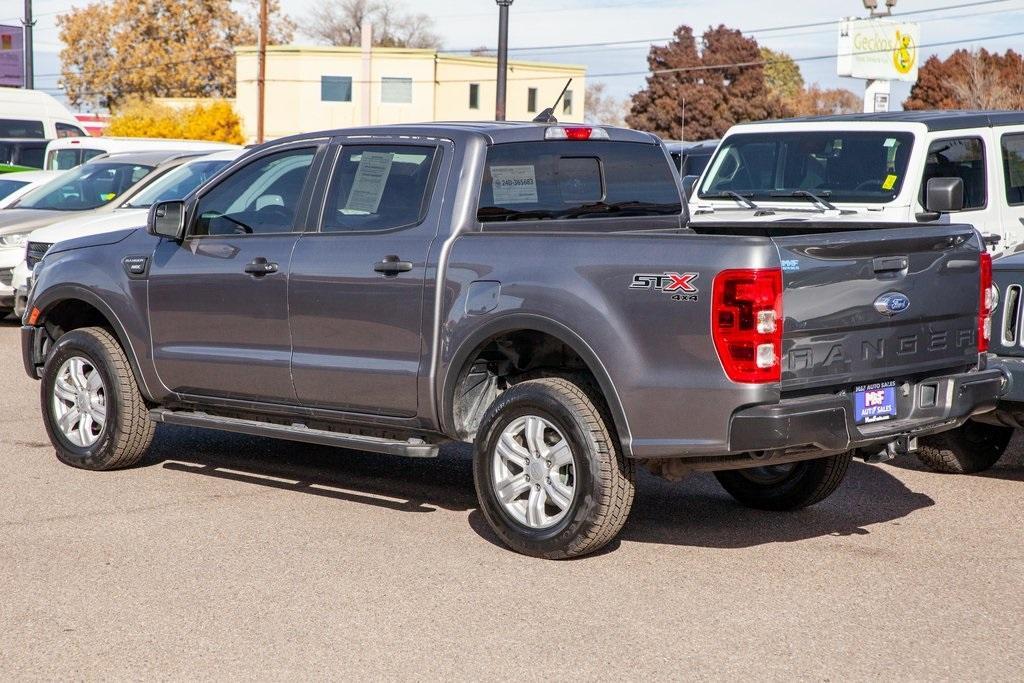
(922, 137), (986, 210)
(123, 159), (233, 209)
(17, 162), (153, 211)
(0, 118), (44, 138)
(322, 144), (439, 233)
(193, 148), (315, 237)
(0, 178), (29, 201)
(699, 131), (915, 204)
(1001, 133), (1024, 206)
(478, 141), (682, 222)
(381, 77), (413, 104)
(322, 76), (353, 102)
(56, 122), (86, 138)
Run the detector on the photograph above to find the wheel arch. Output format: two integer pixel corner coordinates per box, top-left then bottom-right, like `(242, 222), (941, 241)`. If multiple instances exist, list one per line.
(441, 314), (633, 456)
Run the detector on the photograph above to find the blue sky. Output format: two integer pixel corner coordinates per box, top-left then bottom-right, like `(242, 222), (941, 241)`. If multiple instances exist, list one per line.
(3, 0), (1023, 110)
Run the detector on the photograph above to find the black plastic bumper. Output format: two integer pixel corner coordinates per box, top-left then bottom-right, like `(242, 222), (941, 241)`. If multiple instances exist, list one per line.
(729, 367), (1004, 454)
(21, 325), (44, 380)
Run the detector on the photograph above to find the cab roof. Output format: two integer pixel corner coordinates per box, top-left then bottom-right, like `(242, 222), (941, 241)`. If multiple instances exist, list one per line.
(741, 110), (1024, 132)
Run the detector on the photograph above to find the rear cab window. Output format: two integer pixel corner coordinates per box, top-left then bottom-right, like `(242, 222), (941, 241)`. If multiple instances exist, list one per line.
(477, 141), (682, 223)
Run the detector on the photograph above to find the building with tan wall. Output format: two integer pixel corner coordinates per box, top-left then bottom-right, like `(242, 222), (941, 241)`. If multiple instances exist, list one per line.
(232, 45), (586, 142)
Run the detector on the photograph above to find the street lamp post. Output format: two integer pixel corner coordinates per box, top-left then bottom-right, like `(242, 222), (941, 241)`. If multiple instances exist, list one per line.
(495, 0), (513, 121)
(861, 0), (897, 113)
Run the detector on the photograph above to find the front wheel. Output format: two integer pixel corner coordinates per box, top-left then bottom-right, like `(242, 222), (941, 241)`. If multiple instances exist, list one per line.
(916, 422), (1013, 474)
(40, 326), (155, 470)
(473, 378), (635, 559)
(714, 452), (853, 511)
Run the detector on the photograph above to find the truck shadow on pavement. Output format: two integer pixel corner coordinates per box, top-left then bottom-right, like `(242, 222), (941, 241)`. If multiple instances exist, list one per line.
(148, 425), (935, 553)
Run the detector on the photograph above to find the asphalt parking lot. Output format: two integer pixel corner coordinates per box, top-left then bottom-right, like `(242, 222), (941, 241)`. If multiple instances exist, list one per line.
(0, 317), (1021, 680)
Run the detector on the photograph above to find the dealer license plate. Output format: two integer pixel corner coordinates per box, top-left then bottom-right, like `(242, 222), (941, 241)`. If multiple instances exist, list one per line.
(854, 381), (897, 424)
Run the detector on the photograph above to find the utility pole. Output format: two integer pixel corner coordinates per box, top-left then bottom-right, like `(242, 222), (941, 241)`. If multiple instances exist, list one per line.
(495, 0), (513, 121)
(22, 0), (33, 89)
(256, 0), (268, 143)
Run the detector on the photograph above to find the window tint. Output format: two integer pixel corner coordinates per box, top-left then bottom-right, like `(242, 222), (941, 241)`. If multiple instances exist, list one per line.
(527, 88), (538, 113)
(381, 77), (413, 103)
(17, 144), (45, 169)
(922, 137), (986, 209)
(0, 178), (29, 201)
(323, 144), (438, 233)
(56, 122), (86, 138)
(0, 119), (44, 138)
(17, 162), (154, 211)
(478, 141), (682, 222)
(322, 76), (353, 102)
(1002, 133), (1024, 206)
(469, 83), (480, 110)
(193, 148), (315, 237)
(700, 131), (914, 204)
(124, 159), (232, 209)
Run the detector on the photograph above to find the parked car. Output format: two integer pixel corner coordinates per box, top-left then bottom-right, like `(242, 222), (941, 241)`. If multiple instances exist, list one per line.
(666, 139), (718, 189)
(0, 138), (50, 170)
(689, 111), (1024, 252)
(10, 149), (243, 316)
(21, 122), (1002, 558)
(45, 136), (239, 171)
(0, 89), (88, 140)
(0, 170), (65, 209)
(0, 151), (204, 315)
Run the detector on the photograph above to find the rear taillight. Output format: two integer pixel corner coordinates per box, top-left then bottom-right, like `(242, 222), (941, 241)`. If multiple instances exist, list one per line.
(544, 126), (610, 140)
(712, 268), (784, 383)
(979, 252), (993, 353)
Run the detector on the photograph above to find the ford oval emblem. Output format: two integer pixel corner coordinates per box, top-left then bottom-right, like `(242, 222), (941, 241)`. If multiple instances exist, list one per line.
(874, 292), (911, 316)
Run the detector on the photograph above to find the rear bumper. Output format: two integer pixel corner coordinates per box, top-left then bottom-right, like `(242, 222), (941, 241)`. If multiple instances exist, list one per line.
(728, 367), (1004, 455)
(977, 355), (1024, 427)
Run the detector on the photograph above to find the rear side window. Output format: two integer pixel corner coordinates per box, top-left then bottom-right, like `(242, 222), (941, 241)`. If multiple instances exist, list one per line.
(922, 137), (986, 210)
(322, 144), (439, 232)
(1001, 133), (1024, 206)
(0, 118), (44, 138)
(478, 141), (681, 222)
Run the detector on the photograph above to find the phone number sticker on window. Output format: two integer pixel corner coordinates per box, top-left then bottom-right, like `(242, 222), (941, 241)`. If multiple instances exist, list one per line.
(490, 165), (538, 204)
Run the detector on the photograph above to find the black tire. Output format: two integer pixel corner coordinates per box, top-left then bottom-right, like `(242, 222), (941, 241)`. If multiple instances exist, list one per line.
(473, 377), (635, 559)
(915, 422), (1013, 474)
(40, 326), (155, 471)
(714, 452), (853, 511)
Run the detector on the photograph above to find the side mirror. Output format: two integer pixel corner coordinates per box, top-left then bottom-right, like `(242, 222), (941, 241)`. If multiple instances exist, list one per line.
(148, 200), (186, 240)
(682, 175), (700, 200)
(925, 177), (964, 214)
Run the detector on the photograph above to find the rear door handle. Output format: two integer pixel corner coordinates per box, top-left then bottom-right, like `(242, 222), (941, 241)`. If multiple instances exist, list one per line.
(374, 255), (413, 276)
(244, 257), (279, 276)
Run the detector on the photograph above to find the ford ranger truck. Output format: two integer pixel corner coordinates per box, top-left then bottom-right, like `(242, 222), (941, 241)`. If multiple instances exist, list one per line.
(21, 123), (1003, 559)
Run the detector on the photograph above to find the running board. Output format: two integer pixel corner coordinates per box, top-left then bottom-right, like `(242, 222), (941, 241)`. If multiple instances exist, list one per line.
(149, 409), (439, 458)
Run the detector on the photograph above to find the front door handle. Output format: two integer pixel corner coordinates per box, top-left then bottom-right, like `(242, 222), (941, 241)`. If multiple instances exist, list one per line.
(374, 255), (413, 276)
(244, 257), (279, 276)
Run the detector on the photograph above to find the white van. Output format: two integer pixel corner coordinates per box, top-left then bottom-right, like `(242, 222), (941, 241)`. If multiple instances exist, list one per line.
(45, 136), (240, 170)
(688, 111), (1024, 253)
(0, 88), (88, 139)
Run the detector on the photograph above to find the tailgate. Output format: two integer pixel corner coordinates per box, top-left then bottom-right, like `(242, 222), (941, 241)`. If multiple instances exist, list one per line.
(774, 226), (981, 392)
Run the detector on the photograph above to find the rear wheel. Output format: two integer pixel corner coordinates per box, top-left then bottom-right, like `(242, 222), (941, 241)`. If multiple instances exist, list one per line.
(473, 378), (635, 559)
(714, 452), (852, 511)
(41, 327), (155, 470)
(916, 422), (1013, 474)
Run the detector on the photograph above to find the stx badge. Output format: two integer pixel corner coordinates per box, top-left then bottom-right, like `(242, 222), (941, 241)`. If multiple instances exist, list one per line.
(630, 271), (700, 302)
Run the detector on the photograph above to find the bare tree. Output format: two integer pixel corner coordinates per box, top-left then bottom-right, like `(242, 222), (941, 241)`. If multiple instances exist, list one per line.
(949, 49), (1012, 109)
(585, 82), (628, 127)
(304, 0), (441, 49)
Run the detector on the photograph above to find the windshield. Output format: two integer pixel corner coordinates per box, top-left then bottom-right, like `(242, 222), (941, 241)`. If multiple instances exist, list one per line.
(698, 131), (915, 204)
(16, 162), (153, 211)
(123, 158), (232, 209)
(0, 178), (29, 200)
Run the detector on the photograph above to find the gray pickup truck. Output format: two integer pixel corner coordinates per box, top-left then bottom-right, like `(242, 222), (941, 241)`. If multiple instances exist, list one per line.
(20, 122), (1004, 558)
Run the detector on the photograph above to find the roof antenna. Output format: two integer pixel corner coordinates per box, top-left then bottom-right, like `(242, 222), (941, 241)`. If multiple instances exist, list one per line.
(533, 78), (572, 124)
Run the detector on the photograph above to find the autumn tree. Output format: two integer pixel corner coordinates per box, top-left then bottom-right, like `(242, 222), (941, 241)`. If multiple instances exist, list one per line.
(58, 0), (295, 110)
(761, 48), (804, 102)
(904, 48), (1024, 110)
(585, 83), (628, 127)
(790, 84), (861, 116)
(626, 25), (785, 140)
(306, 0), (442, 49)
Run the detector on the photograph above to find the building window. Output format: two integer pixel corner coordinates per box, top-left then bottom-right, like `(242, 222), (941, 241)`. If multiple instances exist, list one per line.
(469, 83), (480, 110)
(527, 87), (538, 113)
(563, 89), (573, 116)
(382, 77), (413, 104)
(321, 76), (353, 103)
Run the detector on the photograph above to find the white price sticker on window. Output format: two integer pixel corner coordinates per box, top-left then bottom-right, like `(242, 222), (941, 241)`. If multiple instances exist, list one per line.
(345, 151), (394, 213)
(491, 165), (538, 204)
